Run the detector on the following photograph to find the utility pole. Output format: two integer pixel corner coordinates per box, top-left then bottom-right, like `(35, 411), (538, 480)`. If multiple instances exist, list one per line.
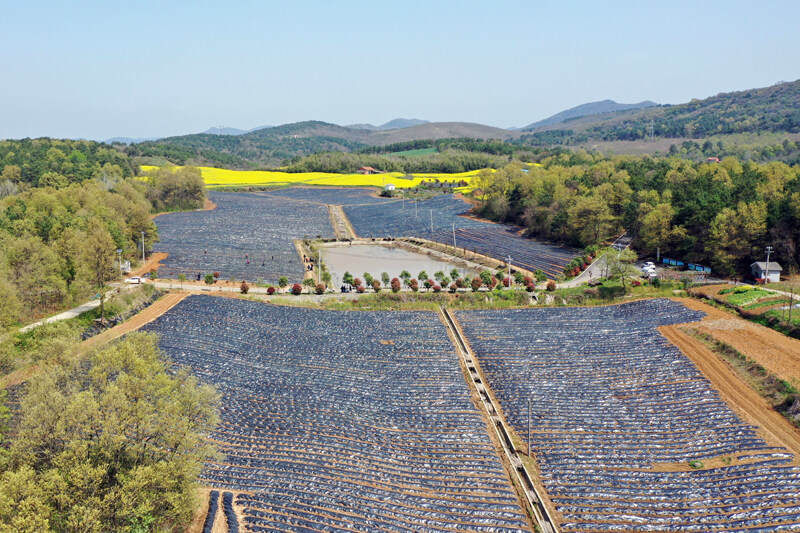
(507, 255), (512, 288)
(117, 249), (123, 281)
(765, 246), (773, 284)
(527, 399), (531, 456)
(318, 248), (321, 285)
(141, 231), (146, 265)
(430, 210), (433, 233)
(452, 223), (456, 252)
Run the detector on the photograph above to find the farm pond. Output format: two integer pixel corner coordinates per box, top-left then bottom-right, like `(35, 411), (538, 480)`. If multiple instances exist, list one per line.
(321, 243), (477, 284)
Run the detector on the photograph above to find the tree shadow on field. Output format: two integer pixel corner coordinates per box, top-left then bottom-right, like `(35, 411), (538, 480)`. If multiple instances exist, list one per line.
(599, 285), (625, 300)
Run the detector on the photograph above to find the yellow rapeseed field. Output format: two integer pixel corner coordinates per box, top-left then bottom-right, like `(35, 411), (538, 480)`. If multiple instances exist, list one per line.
(140, 166), (485, 191)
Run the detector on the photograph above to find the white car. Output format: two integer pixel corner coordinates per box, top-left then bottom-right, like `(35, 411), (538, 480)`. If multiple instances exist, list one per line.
(124, 276), (145, 284)
(643, 262), (656, 268)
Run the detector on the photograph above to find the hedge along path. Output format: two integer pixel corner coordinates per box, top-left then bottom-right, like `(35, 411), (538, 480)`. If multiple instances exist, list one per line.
(661, 299), (800, 466)
(676, 296), (800, 385)
(79, 292), (189, 353)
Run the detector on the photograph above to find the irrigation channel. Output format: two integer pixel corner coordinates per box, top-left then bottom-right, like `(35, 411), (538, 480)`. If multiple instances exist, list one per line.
(440, 307), (559, 533)
(128, 294), (800, 532)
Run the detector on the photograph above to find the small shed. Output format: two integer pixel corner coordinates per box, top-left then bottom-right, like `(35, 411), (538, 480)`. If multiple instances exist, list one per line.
(384, 183), (396, 191)
(751, 261), (782, 283)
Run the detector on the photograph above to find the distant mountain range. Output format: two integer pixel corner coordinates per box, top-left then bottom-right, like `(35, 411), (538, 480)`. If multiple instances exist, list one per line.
(112, 79), (800, 166)
(124, 120), (518, 167)
(346, 118), (431, 131)
(106, 136), (163, 144)
(518, 99), (658, 131)
(521, 79), (800, 144)
(202, 125), (273, 136)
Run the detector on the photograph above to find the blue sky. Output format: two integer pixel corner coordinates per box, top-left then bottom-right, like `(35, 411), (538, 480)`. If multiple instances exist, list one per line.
(1, 1), (798, 140)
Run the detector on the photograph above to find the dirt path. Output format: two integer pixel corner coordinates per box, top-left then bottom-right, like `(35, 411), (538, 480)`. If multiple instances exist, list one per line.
(329, 204), (356, 239)
(130, 252), (169, 277)
(678, 297), (800, 385)
(660, 309), (800, 466)
(80, 292), (189, 351)
(1, 292), (189, 389)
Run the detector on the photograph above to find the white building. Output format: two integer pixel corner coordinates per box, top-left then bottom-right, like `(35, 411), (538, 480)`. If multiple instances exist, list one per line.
(750, 261), (782, 283)
(384, 183), (396, 191)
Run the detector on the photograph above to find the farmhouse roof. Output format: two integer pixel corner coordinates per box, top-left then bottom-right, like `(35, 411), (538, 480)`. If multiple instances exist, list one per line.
(751, 261), (783, 272)
(359, 166), (378, 172)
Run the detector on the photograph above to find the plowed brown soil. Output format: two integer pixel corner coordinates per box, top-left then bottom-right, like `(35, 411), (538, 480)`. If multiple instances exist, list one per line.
(661, 299), (800, 466)
(130, 252), (169, 276)
(677, 297), (800, 385)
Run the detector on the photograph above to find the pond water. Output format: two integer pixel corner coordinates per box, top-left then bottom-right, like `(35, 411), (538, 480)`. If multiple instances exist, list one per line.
(321, 244), (475, 287)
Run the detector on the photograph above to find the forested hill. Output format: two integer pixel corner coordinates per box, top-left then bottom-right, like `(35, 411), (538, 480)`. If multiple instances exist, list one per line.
(125, 120), (519, 168)
(520, 99), (657, 130)
(522, 80), (800, 143)
(0, 138), (134, 193)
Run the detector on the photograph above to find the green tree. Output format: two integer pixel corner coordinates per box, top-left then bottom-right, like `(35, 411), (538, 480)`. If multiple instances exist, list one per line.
(567, 195), (614, 246)
(177, 273), (187, 287)
(606, 248), (638, 292)
(709, 201), (767, 275)
(82, 218), (117, 322)
(342, 271), (354, 287)
(417, 270), (428, 283)
(380, 272), (390, 287)
(639, 203), (686, 253)
(3, 332), (219, 533)
(278, 276), (289, 290)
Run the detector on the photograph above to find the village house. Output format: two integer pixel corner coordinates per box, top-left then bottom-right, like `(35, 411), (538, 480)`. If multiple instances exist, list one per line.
(750, 261), (782, 283)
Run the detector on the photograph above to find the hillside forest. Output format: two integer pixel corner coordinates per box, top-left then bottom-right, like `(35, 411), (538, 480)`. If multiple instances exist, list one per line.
(0, 163), (205, 335)
(474, 153), (800, 277)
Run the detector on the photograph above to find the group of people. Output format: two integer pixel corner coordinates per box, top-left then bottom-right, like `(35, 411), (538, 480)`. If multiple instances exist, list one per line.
(302, 255), (315, 272)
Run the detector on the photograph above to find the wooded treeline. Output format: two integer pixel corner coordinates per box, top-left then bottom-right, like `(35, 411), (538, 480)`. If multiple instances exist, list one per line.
(284, 140), (557, 174)
(475, 153), (800, 277)
(0, 167), (205, 328)
(0, 139), (134, 196)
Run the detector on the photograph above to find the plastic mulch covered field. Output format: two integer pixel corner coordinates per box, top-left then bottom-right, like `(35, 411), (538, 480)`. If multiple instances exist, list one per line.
(142, 295), (531, 533)
(153, 192), (334, 283)
(259, 187), (395, 206)
(344, 194), (577, 278)
(456, 299), (800, 532)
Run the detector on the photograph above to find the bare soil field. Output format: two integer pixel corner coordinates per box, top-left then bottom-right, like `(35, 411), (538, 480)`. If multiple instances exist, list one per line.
(662, 298), (800, 465)
(677, 296), (800, 385)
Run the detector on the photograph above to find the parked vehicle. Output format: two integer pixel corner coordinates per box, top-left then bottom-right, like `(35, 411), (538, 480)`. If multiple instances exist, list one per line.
(124, 276), (144, 284)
